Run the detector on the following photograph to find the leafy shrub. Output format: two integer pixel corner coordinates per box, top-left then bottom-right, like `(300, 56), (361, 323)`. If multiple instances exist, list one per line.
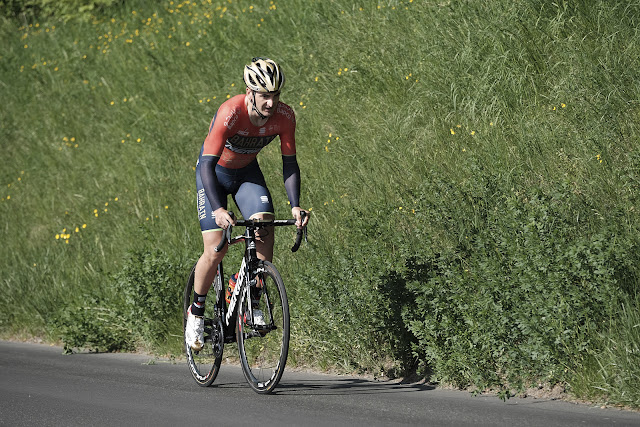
(113, 248), (187, 349)
(53, 248), (187, 353)
(286, 209), (418, 377)
(0, 1), (25, 18)
(1, 0), (123, 20)
(53, 295), (134, 354)
(571, 294), (640, 408)
(379, 168), (639, 391)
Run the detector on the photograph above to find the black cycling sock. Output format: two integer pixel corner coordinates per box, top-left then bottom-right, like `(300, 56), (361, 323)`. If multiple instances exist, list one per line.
(191, 291), (207, 316)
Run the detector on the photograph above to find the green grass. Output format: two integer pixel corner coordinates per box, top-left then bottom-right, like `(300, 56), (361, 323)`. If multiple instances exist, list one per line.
(1, 0), (640, 406)
(568, 293), (640, 408)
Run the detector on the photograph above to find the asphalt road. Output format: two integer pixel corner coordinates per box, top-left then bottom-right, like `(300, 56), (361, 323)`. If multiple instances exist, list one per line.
(1, 340), (639, 426)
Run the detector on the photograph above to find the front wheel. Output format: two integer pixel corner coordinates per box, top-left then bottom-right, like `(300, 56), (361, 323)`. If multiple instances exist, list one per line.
(236, 261), (290, 394)
(183, 262), (224, 387)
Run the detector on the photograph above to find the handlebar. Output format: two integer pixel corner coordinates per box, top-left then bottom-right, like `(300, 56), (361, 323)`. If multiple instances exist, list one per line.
(214, 211), (307, 253)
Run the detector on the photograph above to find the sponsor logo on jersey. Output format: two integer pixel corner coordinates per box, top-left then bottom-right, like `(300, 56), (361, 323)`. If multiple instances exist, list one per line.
(225, 134), (278, 154)
(276, 103), (295, 124)
(223, 108), (239, 129)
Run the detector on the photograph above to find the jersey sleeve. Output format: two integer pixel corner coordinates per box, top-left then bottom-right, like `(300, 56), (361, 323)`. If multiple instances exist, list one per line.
(278, 104), (297, 156)
(282, 155), (300, 208)
(199, 156), (224, 211)
(278, 104), (299, 207)
(202, 103), (238, 157)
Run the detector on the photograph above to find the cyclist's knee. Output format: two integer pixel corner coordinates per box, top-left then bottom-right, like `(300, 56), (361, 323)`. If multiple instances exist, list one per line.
(201, 231), (226, 265)
(200, 248), (222, 267)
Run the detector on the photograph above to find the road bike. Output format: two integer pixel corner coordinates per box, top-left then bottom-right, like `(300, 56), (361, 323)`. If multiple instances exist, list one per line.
(183, 213), (306, 394)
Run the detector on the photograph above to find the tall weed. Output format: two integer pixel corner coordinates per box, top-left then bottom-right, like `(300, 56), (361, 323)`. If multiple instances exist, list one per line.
(570, 295), (640, 408)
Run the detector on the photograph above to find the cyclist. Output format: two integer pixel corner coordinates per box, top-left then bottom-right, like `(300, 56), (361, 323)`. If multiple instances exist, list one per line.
(186, 57), (310, 351)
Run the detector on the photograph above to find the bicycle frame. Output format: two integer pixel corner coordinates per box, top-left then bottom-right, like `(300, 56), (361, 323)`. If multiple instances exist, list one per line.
(215, 221), (280, 341)
(224, 256), (247, 325)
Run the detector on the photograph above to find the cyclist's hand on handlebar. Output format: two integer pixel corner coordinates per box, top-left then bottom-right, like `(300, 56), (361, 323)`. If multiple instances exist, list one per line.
(291, 207), (310, 228)
(214, 208), (236, 229)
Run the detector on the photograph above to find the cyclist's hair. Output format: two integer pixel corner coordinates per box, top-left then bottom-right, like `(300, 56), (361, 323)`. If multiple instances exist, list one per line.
(243, 57), (285, 93)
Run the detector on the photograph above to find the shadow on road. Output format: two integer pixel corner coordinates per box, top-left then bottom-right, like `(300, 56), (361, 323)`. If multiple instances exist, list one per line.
(272, 377), (435, 396)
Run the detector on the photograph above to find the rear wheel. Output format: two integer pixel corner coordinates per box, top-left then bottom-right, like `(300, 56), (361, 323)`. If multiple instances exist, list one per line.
(183, 262), (224, 387)
(237, 261), (289, 394)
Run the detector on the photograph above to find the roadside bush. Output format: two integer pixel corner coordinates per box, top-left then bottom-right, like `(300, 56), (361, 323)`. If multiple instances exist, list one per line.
(113, 248), (187, 351)
(570, 294), (640, 408)
(0, 0), (123, 20)
(381, 170), (639, 392)
(53, 295), (135, 354)
(54, 248), (187, 353)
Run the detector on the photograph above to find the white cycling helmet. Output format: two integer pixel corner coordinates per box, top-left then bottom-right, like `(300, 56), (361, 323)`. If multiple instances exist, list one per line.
(243, 57), (285, 93)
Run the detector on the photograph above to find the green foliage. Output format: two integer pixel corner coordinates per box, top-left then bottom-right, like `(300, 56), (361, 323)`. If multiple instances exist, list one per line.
(52, 248), (187, 353)
(569, 294), (640, 408)
(0, 1), (25, 18)
(2, 0), (640, 407)
(53, 295), (135, 354)
(1, 0), (122, 21)
(113, 248), (187, 349)
(383, 174), (638, 391)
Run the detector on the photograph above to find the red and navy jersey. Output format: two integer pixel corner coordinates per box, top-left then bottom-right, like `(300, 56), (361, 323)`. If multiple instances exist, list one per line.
(201, 94), (296, 169)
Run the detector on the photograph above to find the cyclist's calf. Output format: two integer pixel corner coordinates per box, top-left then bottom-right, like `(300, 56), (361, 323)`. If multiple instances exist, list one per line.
(255, 225), (274, 262)
(249, 213), (275, 262)
(195, 232), (228, 294)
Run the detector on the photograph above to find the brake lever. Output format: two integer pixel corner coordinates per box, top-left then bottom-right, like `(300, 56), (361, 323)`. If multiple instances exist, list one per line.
(291, 211), (307, 253)
(214, 212), (235, 252)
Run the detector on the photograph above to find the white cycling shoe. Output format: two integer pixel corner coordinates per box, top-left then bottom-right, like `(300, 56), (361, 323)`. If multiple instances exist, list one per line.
(185, 306), (205, 351)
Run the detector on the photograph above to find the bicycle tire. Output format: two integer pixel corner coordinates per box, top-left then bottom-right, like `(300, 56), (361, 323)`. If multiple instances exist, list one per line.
(236, 260), (290, 394)
(183, 262), (224, 387)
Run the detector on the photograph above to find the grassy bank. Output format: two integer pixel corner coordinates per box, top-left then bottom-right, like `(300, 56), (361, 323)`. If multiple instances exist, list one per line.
(1, 0), (639, 405)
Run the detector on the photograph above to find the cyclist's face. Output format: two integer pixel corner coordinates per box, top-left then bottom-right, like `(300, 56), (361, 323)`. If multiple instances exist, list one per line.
(252, 90), (280, 117)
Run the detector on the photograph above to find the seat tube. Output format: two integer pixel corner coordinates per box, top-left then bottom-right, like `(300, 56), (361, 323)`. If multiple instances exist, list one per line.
(245, 227), (258, 268)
